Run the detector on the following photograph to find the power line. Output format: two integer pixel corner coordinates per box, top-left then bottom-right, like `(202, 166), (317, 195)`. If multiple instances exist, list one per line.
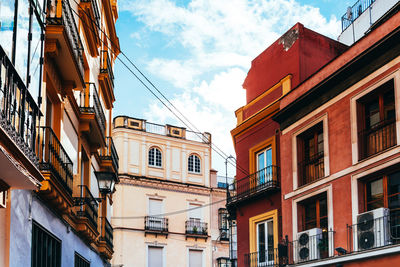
(112, 199), (226, 220)
(67, 0), (248, 176)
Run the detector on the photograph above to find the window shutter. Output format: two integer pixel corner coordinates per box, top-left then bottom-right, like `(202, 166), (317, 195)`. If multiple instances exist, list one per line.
(148, 246), (163, 267)
(189, 204), (202, 219)
(189, 249), (202, 267)
(149, 199), (163, 217)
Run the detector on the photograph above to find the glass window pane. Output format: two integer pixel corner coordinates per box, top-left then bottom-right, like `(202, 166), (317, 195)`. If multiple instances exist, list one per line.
(0, 0), (15, 57)
(257, 152), (265, 171)
(28, 11), (42, 101)
(319, 198), (327, 217)
(367, 178), (383, 201)
(266, 148), (272, 167)
(257, 223), (265, 252)
(384, 89), (395, 121)
(366, 99), (380, 127)
(15, 0), (30, 83)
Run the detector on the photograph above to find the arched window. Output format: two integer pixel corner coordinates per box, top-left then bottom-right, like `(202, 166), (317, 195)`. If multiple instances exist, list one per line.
(188, 154), (201, 173)
(148, 147), (162, 167)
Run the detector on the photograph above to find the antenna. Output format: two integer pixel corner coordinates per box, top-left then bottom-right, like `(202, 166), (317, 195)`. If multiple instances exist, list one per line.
(347, 6), (353, 20)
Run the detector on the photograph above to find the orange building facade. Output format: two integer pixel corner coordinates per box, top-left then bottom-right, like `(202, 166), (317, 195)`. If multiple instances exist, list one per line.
(0, 0), (120, 266)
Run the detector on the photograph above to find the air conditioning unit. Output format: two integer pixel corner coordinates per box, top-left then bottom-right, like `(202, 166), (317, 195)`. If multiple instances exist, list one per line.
(356, 207), (390, 251)
(296, 228), (322, 263)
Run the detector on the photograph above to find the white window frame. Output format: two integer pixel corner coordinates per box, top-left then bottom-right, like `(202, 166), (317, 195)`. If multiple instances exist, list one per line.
(146, 244), (166, 267)
(256, 219), (274, 265)
(188, 154), (201, 174)
(148, 147), (162, 168)
(350, 71), (400, 164)
(291, 185), (334, 257)
(291, 114), (330, 190)
(187, 247), (205, 267)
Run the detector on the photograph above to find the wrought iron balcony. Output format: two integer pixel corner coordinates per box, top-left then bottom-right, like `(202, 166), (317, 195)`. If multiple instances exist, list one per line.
(227, 166), (280, 205)
(100, 217), (113, 249)
(81, 0), (100, 27)
(185, 219), (208, 236)
(347, 210), (400, 253)
(245, 249), (279, 267)
(284, 230), (335, 264)
(298, 152), (324, 186)
(46, 0), (85, 81)
(0, 46), (40, 166)
(75, 185), (99, 229)
(144, 216), (168, 233)
(37, 126), (74, 194)
(99, 136), (119, 173)
(358, 119), (396, 161)
(78, 82), (106, 136)
(100, 50), (114, 88)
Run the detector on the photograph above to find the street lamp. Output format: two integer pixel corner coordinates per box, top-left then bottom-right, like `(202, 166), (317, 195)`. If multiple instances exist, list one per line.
(95, 171), (117, 195)
(225, 155), (236, 196)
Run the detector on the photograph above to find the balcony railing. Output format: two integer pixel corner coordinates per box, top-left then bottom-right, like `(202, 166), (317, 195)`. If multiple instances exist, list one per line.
(100, 217), (113, 249)
(347, 210), (400, 253)
(81, 0), (100, 27)
(99, 136), (119, 172)
(47, 0), (85, 79)
(144, 216), (168, 232)
(0, 46), (40, 166)
(75, 185), (99, 229)
(78, 82), (106, 136)
(341, 0), (375, 31)
(358, 119), (396, 160)
(298, 152), (324, 186)
(284, 230), (335, 264)
(227, 166), (280, 205)
(245, 249), (279, 267)
(185, 219), (208, 236)
(37, 126), (74, 194)
(100, 50), (114, 88)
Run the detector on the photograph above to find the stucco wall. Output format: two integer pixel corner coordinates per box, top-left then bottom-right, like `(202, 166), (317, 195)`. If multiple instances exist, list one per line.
(10, 190), (105, 267)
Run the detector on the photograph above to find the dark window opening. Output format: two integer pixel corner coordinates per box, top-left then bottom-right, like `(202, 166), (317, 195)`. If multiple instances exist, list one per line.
(357, 79), (396, 160)
(297, 122), (324, 186)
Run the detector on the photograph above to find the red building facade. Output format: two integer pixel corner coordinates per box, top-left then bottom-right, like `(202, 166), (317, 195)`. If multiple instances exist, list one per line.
(273, 4), (400, 267)
(228, 23), (346, 266)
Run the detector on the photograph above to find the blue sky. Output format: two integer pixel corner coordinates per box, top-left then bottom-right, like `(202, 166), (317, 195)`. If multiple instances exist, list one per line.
(113, 0), (355, 176)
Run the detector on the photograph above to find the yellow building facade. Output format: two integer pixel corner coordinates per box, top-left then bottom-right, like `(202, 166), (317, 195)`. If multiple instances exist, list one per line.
(0, 0), (120, 265)
(112, 116), (230, 267)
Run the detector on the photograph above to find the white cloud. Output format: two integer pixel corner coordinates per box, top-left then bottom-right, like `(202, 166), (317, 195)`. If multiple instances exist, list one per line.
(120, 0), (342, 173)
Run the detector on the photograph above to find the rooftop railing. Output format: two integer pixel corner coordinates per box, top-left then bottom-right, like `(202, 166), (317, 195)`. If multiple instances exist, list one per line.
(113, 116), (211, 144)
(0, 46), (40, 166)
(227, 166), (280, 205)
(46, 0), (85, 79)
(37, 126), (74, 194)
(341, 0), (376, 31)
